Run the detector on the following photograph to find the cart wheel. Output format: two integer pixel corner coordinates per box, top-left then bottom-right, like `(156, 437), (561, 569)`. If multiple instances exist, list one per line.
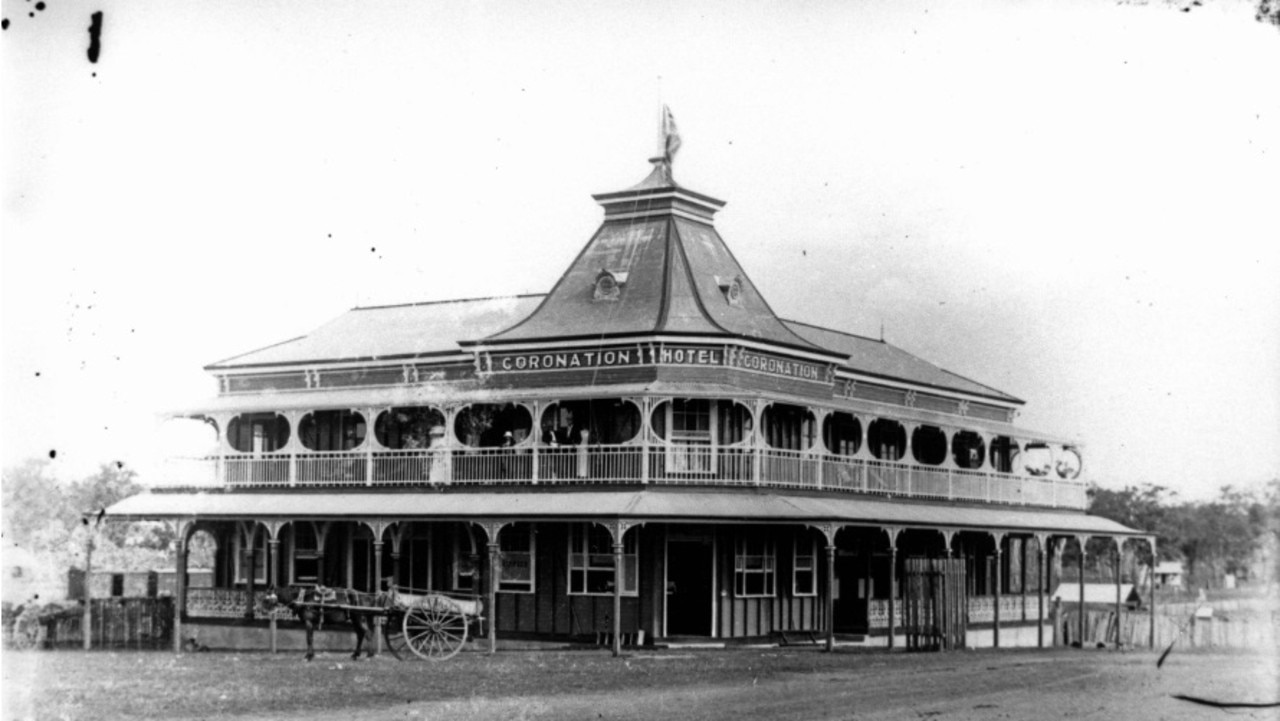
(401, 595), (468, 661)
(382, 612), (407, 661)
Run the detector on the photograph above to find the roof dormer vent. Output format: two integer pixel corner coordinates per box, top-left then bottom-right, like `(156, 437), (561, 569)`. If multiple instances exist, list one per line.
(716, 275), (744, 307)
(593, 269), (628, 301)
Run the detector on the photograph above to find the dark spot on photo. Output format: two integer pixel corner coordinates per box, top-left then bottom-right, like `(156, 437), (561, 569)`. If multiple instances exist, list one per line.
(87, 11), (102, 63)
(35, 1), (45, 9)
(48, 449), (57, 459)
(2, 19), (9, 30)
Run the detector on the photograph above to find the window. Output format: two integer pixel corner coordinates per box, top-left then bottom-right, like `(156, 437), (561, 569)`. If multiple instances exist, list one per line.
(451, 535), (476, 592)
(666, 399), (713, 473)
(406, 536), (432, 592)
(291, 523), (321, 584)
(499, 523), (535, 593)
(569, 524), (638, 595)
(793, 535), (817, 596)
(734, 533), (776, 597)
(234, 528), (268, 585)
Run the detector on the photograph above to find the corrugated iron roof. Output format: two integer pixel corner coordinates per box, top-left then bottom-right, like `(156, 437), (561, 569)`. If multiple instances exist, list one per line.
(207, 295), (543, 369)
(106, 488), (1141, 537)
(782, 320), (1021, 403)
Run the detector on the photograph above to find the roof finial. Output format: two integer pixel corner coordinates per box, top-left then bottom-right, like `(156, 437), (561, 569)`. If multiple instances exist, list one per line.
(660, 105), (682, 165)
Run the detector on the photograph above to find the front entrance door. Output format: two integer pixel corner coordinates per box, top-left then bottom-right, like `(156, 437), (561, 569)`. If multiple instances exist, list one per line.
(666, 536), (713, 636)
(833, 551), (869, 633)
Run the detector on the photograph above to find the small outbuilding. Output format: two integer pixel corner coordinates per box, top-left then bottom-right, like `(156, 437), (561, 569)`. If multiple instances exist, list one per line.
(1153, 561), (1184, 589)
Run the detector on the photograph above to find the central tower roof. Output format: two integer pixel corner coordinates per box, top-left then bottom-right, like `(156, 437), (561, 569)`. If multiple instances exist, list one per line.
(476, 151), (839, 358)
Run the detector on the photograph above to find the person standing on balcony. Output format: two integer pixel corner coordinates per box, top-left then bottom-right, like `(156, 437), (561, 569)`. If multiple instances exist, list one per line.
(576, 428), (590, 479)
(499, 431), (515, 478)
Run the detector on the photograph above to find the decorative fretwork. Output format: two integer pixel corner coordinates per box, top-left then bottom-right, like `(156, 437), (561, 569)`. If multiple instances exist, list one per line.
(186, 588), (292, 621)
(967, 595), (1030, 624)
(867, 599), (902, 629)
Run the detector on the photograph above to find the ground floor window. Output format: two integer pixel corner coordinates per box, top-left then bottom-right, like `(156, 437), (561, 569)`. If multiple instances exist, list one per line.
(290, 523), (321, 584)
(568, 524), (638, 595)
(451, 533), (476, 592)
(233, 527), (267, 585)
(793, 535), (817, 596)
(734, 533), (776, 597)
(406, 536), (431, 591)
(499, 523), (535, 593)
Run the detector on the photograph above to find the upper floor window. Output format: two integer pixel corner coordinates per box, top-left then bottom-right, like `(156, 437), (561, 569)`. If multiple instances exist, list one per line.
(541, 399), (640, 446)
(868, 418), (906, 462)
(376, 407), (445, 449)
(656, 398), (712, 473)
(568, 524), (638, 596)
(499, 523), (535, 593)
(227, 413), (290, 454)
(952, 430), (986, 470)
(823, 412), (861, 456)
(734, 532), (776, 598)
(455, 403), (532, 448)
(762, 403), (816, 451)
(911, 425), (947, 466)
(989, 436), (1017, 473)
(299, 410), (366, 451)
(1056, 447), (1082, 480)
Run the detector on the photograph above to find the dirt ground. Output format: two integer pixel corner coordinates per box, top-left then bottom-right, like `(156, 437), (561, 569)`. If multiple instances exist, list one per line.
(3, 645), (1277, 721)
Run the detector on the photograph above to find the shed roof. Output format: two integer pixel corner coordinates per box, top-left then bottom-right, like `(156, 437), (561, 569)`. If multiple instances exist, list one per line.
(107, 488), (1140, 537)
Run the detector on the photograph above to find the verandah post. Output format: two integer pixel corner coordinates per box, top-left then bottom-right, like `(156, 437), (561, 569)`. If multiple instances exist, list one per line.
(993, 544), (1002, 649)
(1036, 535), (1046, 648)
(1077, 536), (1088, 648)
(487, 537), (500, 655)
(1114, 539), (1122, 648)
(173, 532), (187, 654)
(825, 542), (836, 652)
(373, 538), (384, 656)
(1148, 537), (1157, 649)
(888, 546), (898, 649)
(612, 539), (624, 657)
(268, 536), (280, 654)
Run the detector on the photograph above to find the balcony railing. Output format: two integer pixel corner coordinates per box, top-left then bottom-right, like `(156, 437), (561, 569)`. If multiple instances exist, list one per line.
(162, 444), (1088, 510)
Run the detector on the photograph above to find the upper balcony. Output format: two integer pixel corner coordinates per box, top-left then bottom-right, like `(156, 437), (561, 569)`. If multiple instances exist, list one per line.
(159, 396), (1087, 510)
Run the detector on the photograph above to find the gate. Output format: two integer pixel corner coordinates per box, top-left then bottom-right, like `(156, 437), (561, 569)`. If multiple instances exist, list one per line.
(903, 557), (967, 651)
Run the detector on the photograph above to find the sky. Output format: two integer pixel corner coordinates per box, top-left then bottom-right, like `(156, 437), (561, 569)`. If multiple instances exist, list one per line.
(3, 0), (1278, 500)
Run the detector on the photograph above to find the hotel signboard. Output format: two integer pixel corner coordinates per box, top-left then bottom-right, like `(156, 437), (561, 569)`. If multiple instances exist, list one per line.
(481, 343), (833, 385)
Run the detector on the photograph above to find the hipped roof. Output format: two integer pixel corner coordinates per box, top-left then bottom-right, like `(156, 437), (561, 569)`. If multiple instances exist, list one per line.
(205, 295), (1017, 404)
(205, 159), (1019, 404)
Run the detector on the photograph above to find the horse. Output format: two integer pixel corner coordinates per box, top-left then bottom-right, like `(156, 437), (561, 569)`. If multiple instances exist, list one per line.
(262, 585), (383, 662)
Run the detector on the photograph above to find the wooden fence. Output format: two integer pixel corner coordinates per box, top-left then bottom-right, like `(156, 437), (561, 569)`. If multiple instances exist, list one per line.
(1059, 607), (1278, 650)
(39, 598), (173, 650)
(903, 557), (967, 651)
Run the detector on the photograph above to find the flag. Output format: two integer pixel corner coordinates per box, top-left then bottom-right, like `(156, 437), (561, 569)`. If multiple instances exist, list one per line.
(662, 105), (682, 162)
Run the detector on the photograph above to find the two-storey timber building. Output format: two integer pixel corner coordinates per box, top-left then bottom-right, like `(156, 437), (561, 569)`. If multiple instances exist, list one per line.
(107, 142), (1149, 654)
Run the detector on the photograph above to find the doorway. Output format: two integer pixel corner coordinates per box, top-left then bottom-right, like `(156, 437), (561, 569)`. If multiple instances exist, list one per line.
(833, 551), (869, 633)
(666, 535), (714, 636)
